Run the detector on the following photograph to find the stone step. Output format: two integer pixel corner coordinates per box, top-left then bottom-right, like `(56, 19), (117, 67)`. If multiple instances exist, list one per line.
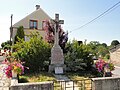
(54, 74), (70, 81)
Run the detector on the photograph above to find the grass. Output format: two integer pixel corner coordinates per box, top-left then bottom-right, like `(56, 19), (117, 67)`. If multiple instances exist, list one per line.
(66, 71), (95, 80)
(19, 71), (95, 83)
(19, 72), (56, 83)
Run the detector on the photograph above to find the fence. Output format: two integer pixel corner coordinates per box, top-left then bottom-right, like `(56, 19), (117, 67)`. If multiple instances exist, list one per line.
(54, 79), (92, 90)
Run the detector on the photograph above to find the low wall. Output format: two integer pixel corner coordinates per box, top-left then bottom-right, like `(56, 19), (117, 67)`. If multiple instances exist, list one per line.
(92, 77), (120, 90)
(10, 81), (53, 90)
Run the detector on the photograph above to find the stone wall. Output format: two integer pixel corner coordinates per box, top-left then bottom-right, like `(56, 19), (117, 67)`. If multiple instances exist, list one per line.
(92, 77), (120, 90)
(10, 81), (53, 90)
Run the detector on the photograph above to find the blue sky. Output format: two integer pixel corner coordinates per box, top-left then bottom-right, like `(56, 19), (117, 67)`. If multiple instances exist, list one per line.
(0, 0), (120, 46)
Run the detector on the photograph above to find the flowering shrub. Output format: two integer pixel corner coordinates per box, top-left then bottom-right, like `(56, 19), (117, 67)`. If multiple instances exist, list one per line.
(2, 56), (24, 78)
(95, 58), (115, 76)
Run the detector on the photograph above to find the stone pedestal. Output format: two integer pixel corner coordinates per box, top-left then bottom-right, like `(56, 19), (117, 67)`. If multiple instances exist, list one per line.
(49, 44), (66, 74)
(11, 71), (18, 86)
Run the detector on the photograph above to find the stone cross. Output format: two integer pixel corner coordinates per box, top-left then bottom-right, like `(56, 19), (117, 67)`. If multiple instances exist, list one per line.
(49, 14), (66, 74)
(53, 14), (64, 45)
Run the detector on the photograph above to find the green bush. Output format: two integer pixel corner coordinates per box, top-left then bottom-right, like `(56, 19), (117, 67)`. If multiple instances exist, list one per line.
(65, 40), (93, 72)
(12, 32), (51, 73)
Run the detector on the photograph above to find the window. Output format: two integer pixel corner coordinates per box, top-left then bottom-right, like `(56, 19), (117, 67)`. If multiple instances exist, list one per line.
(42, 21), (46, 30)
(29, 20), (38, 29)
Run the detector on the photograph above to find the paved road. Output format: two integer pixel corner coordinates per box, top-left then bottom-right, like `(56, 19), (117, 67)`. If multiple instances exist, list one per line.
(112, 66), (120, 77)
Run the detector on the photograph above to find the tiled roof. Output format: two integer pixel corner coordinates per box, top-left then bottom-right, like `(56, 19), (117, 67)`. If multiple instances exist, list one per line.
(109, 44), (120, 53)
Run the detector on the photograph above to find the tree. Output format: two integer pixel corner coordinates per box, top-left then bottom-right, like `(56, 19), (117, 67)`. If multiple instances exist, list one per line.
(1, 40), (12, 49)
(1, 42), (5, 48)
(65, 40), (93, 72)
(97, 45), (109, 58)
(111, 40), (120, 46)
(87, 41), (109, 59)
(101, 43), (107, 47)
(14, 26), (25, 43)
(42, 20), (68, 53)
(12, 32), (51, 73)
(87, 41), (100, 58)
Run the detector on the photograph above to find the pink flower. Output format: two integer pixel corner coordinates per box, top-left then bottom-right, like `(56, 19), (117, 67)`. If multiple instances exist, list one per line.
(3, 57), (25, 78)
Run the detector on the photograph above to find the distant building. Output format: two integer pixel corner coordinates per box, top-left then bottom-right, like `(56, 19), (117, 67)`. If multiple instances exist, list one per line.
(11, 5), (51, 43)
(110, 44), (120, 66)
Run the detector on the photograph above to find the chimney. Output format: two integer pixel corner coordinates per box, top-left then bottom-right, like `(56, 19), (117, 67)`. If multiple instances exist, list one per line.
(36, 5), (40, 10)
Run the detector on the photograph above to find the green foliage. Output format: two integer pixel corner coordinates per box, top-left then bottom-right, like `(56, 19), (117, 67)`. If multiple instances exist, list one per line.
(19, 72), (56, 83)
(14, 26), (25, 43)
(12, 32), (51, 73)
(111, 40), (120, 46)
(101, 43), (107, 47)
(1, 40), (12, 49)
(65, 40), (93, 72)
(97, 45), (109, 58)
(1, 42), (5, 48)
(105, 54), (110, 59)
(87, 41), (109, 58)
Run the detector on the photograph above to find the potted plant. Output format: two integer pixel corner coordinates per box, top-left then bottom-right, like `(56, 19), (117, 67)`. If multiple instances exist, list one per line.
(2, 54), (26, 85)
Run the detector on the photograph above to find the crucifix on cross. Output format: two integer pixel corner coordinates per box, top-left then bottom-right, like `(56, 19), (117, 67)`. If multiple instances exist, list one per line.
(51, 14), (64, 45)
(49, 14), (66, 74)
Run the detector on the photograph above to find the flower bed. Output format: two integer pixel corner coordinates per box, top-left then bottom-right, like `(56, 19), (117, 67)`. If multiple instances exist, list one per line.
(95, 58), (115, 77)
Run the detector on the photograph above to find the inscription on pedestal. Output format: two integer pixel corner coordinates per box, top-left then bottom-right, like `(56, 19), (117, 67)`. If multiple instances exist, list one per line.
(55, 67), (63, 74)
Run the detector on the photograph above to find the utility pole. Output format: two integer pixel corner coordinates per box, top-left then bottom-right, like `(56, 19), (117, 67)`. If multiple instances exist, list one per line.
(10, 14), (13, 43)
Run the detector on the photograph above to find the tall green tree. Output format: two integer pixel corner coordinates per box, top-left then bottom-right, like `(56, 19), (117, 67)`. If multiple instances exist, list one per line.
(14, 26), (25, 43)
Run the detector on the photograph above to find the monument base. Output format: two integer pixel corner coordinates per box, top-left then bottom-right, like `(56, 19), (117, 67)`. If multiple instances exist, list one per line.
(49, 64), (66, 74)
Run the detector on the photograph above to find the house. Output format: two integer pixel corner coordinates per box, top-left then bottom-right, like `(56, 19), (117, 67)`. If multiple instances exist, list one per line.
(11, 5), (51, 43)
(110, 44), (120, 66)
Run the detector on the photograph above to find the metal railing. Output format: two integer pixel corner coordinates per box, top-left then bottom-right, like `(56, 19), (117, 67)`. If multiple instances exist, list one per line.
(53, 79), (92, 90)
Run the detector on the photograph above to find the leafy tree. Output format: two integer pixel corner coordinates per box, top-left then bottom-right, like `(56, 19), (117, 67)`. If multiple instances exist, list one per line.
(111, 40), (120, 46)
(65, 40), (93, 72)
(87, 41), (109, 59)
(87, 41), (100, 58)
(101, 43), (107, 47)
(43, 20), (68, 52)
(1, 40), (12, 49)
(14, 26), (25, 43)
(12, 32), (51, 73)
(1, 42), (5, 48)
(97, 45), (109, 58)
